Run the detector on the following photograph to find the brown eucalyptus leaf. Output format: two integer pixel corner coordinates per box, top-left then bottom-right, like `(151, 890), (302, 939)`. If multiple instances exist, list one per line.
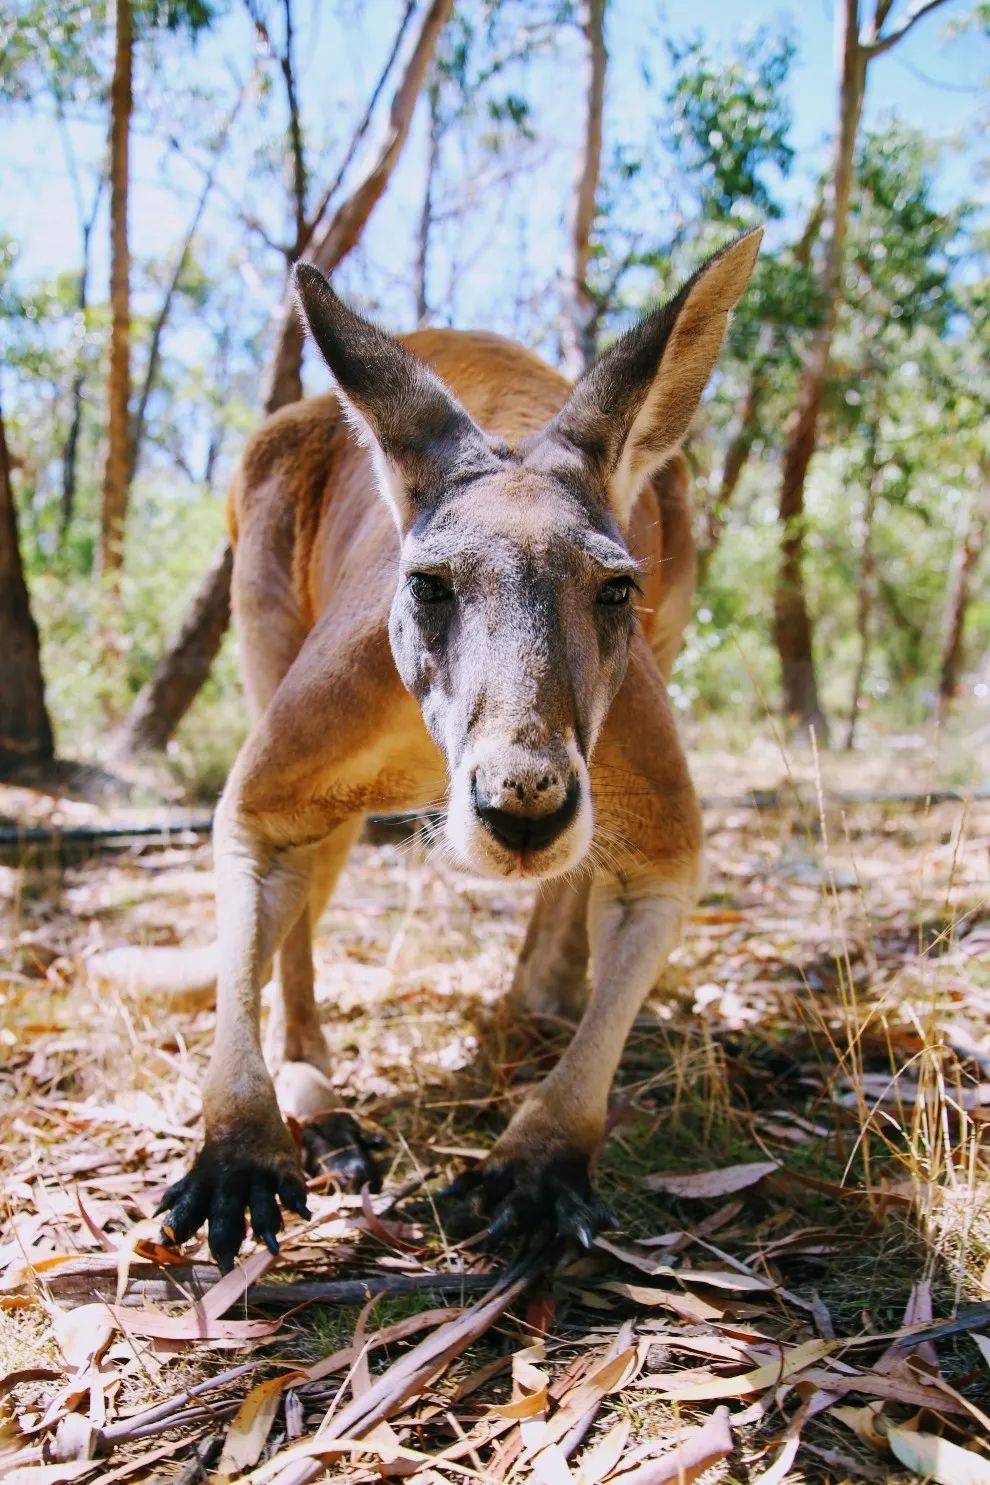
(643, 1162), (780, 1199)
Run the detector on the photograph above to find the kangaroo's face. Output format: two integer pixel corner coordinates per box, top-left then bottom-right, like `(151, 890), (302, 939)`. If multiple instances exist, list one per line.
(295, 228), (761, 880)
(388, 470), (637, 877)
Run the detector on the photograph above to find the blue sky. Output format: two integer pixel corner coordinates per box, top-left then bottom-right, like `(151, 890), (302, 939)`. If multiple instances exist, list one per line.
(2, 0), (986, 351)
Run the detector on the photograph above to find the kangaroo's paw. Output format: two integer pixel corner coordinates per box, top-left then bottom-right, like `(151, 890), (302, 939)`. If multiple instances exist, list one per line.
(273, 1059), (384, 1193)
(299, 1111), (384, 1194)
(157, 1111), (309, 1274)
(440, 1104), (612, 1248)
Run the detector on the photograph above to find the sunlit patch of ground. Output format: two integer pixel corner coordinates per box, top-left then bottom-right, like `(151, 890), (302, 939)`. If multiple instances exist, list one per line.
(1, 745), (988, 1483)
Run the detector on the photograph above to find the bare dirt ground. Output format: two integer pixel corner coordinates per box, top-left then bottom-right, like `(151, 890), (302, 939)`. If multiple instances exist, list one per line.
(2, 745), (989, 1484)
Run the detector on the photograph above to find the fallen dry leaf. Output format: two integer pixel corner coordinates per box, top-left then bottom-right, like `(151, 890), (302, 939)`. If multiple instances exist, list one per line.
(887, 1423), (990, 1484)
(610, 1405), (733, 1484)
(218, 1372), (304, 1476)
(575, 1416), (631, 1485)
(653, 1338), (835, 1401)
(642, 1161), (780, 1199)
(51, 1304), (114, 1370)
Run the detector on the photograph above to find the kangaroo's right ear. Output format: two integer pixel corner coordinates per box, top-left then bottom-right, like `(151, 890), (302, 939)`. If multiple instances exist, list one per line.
(293, 264), (499, 530)
(537, 228), (763, 529)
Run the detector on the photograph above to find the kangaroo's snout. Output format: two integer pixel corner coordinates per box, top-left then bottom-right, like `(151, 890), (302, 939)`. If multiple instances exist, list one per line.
(447, 733), (592, 879)
(473, 771), (580, 852)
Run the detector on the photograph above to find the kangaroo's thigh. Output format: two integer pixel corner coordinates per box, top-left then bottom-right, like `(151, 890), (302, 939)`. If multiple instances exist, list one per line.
(511, 878), (591, 1017)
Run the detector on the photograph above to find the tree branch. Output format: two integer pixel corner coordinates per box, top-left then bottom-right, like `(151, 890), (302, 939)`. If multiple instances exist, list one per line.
(861, 0), (951, 58)
(298, 0), (417, 254)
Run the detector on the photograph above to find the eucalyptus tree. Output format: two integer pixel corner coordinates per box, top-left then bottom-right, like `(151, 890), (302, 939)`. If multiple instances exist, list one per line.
(771, 0), (952, 735)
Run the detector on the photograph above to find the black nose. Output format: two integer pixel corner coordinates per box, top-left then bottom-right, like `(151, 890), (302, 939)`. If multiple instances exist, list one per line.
(474, 778), (580, 852)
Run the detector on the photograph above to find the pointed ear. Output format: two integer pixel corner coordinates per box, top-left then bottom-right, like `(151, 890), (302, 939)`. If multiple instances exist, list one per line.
(293, 263), (499, 529)
(546, 228), (763, 528)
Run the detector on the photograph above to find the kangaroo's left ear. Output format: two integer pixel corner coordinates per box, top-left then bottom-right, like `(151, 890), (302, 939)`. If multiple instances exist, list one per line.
(541, 228), (763, 528)
(293, 263), (500, 530)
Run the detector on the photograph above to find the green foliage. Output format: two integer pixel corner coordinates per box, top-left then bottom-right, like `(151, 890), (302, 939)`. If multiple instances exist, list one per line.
(665, 27), (796, 224)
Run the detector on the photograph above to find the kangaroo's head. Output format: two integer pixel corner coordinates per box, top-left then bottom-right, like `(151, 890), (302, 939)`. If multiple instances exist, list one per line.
(294, 230), (760, 881)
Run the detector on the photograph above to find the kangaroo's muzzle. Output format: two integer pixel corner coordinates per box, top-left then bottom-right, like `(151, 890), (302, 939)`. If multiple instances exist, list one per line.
(473, 775), (580, 852)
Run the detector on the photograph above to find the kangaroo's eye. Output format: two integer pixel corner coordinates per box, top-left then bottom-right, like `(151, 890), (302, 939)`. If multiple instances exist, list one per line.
(409, 572), (453, 604)
(597, 576), (633, 607)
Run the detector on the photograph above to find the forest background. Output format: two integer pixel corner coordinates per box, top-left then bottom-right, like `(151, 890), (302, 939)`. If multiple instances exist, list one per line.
(1, 0), (988, 793)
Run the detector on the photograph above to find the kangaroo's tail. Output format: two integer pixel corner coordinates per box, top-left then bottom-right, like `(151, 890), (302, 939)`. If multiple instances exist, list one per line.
(88, 943), (219, 1009)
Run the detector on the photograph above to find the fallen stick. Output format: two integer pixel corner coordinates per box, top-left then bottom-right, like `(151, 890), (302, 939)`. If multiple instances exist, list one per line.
(23, 1258), (496, 1311)
(6, 783), (985, 858)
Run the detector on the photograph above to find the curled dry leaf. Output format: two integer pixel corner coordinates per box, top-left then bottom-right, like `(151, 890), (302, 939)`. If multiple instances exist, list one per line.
(488, 1343), (549, 1419)
(218, 1372), (304, 1477)
(51, 1303), (114, 1369)
(642, 1161), (780, 1199)
(832, 1401), (889, 1453)
(887, 1423), (990, 1484)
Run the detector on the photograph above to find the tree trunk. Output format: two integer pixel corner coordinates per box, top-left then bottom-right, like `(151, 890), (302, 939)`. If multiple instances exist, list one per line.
(772, 0), (865, 734)
(771, 0), (949, 733)
(937, 486), (988, 719)
(560, 0), (606, 379)
(0, 402), (55, 773)
(112, 540), (233, 756)
(845, 424), (880, 750)
(114, 0), (450, 758)
(61, 175), (104, 539)
(698, 364), (763, 577)
(129, 155), (219, 483)
(99, 0), (133, 577)
(263, 0), (454, 416)
(414, 84), (441, 325)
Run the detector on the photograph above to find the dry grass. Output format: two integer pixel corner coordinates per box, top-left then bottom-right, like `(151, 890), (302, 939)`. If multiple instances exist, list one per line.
(1, 735), (989, 1483)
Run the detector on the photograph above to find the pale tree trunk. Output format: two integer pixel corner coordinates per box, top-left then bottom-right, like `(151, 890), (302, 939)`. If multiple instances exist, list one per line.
(560, 0), (606, 379)
(414, 83), (441, 325)
(937, 484), (988, 720)
(128, 83), (242, 483)
(845, 422), (880, 750)
(99, 0), (133, 577)
(698, 364), (764, 577)
(263, 0), (454, 415)
(771, 0), (948, 734)
(114, 0), (449, 757)
(56, 103), (105, 540)
(0, 402), (54, 773)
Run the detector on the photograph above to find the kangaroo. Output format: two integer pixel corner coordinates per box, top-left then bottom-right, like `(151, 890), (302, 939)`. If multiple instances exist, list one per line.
(111, 229), (761, 1271)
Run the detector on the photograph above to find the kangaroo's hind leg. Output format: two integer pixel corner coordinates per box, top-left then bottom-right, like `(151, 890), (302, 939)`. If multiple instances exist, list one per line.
(511, 879), (591, 1018)
(265, 822), (384, 1193)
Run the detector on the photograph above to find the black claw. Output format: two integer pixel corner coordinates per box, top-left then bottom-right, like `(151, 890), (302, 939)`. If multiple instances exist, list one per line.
(486, 1205), (518, 1244)
(278, 1174), (311, 1221)
(438, 1169), (481, 1201)
(442, 1148), (611, 1247)
(249, 1178), (283, 1257)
